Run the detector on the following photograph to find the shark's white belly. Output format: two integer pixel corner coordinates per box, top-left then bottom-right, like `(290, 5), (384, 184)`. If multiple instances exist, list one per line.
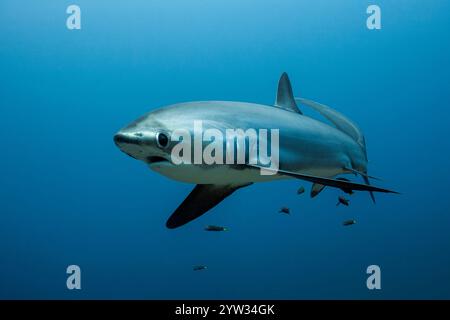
(149, 162), (343, 184)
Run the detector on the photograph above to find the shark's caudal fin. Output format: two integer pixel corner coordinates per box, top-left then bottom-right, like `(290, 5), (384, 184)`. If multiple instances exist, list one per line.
(363, 175), (376, 204)
(166, 183), (252, 229)
(274, 73), (303, 114)
(344, 166), (381, 181)
(295, 97), (384, 202)
(344, 166), (377, 203)
(245, 164), (399, 195)
(295, 97), (366, 156)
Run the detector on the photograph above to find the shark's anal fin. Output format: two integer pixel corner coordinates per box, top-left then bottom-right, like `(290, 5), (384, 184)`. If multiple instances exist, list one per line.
(245, 164), (399, 195)
(275, 73), (302, 114)
(166, 183), (252, 229)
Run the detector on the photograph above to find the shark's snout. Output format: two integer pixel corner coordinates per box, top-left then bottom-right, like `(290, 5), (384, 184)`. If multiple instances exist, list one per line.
(113, 131), (145, 159)
(114, 132), (137, 146)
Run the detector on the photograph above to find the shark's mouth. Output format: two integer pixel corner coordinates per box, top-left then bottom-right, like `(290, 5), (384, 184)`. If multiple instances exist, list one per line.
(147, 156), (169, 164)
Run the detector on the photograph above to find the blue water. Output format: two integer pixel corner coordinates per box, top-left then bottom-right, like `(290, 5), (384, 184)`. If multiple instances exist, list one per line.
(1, 0), (449, 299)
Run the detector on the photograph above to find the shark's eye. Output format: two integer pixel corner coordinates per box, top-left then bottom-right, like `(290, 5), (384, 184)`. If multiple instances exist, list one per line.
(156, 132), (169, 148)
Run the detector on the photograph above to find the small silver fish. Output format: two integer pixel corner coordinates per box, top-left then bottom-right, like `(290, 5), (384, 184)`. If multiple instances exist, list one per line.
(336, 196), (350, 206)
(205, 225), (228, 232)
(297, 186), (305, 195)
(343, 219), (356, 226)
(193, 265), (207, 271)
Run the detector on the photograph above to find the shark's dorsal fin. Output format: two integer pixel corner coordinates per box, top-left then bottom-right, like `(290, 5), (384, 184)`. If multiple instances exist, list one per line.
(275, 73), (302, 114)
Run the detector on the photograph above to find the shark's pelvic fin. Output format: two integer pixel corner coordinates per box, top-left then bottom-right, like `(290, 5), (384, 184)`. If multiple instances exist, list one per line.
(245, 164), (399, 195)
(311, 183), (326, 198)
(275, 72), (302, 114)
(166, 183), (252, 229)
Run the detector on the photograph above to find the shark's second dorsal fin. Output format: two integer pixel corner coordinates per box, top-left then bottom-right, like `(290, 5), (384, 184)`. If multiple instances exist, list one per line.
(275, 72), (302, 114)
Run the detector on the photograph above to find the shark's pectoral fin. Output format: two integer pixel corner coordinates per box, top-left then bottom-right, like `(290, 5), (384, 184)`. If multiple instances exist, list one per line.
(245, 164), (399, 195)
(280, 169), (398, 194)
(166, 183), (252, 229)
(311, 183), (326, 198)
